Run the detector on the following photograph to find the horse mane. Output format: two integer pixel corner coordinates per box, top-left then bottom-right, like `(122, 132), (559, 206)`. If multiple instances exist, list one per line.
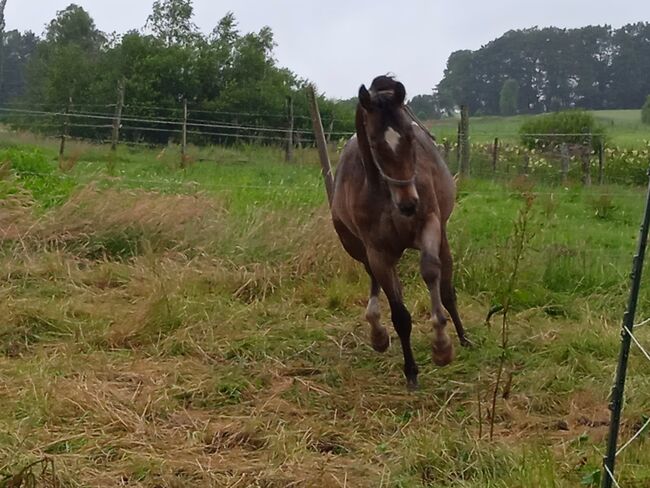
(368, 75), (401, 112)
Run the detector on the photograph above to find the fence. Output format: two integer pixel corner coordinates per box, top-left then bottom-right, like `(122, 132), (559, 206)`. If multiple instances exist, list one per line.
(0, 98), (355, 166)
(601, 171), (650, 488)
(2, 92), (650, 189)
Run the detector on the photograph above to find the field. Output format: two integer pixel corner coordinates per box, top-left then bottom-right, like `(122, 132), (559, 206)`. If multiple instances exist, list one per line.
(428, 109), (649, 147)
(2, 131), (650, 487)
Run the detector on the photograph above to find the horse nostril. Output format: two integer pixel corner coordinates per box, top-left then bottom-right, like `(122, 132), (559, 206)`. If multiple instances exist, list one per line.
(399, 201), (417, 216)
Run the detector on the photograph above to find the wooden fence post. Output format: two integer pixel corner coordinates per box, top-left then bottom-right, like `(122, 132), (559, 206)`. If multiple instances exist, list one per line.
(492, 137), (499, 174)
(459, 105), (470, 177)
(59, 97), (72, 160)
(598, 139), (605, 185)
(583, 135), (592, 187)
(111, 78), (125, 152)
(306, 85), (333, 205)
(285, 95), (294, 163)
(181, 98), (188, 165)
(326, 118), (335, 145)
(456, 122), (461, 169)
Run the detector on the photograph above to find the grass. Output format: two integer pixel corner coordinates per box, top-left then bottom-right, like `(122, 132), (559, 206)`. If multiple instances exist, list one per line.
(2, 135), (650, 486)
(426, 109), (650, 147)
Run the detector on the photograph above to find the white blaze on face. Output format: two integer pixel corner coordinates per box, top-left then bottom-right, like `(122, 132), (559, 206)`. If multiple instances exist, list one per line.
(384, 127), (401, 152)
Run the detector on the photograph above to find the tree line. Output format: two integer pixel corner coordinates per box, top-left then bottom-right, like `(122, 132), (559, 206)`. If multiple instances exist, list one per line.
(2, 2), (649, 132)
(435, 24), (650, 116)
(0, 1), (356, 144)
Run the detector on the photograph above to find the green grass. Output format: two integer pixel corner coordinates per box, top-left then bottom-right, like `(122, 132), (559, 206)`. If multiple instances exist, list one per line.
(2, 136), (650, 486)
(427, 109), (650, 147)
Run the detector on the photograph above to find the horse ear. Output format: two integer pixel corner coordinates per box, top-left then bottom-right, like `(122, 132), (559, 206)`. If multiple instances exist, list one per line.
(393, 82), (406, 107)
(358, 84), (373, 110)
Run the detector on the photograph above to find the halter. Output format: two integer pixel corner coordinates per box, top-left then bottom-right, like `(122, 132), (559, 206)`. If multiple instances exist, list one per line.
(362, 89), (419, 188)
(370, 155), (416, 187)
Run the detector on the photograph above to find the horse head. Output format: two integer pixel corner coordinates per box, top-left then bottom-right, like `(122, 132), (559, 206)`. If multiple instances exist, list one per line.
(357, 75), (419, 217)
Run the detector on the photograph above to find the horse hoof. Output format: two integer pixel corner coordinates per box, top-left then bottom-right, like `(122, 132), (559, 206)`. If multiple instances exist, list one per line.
(460, 336), (475, 348)
(406, 377), (419, 391)
(432, 338), (454, 367)
(371, 329), (390, 353)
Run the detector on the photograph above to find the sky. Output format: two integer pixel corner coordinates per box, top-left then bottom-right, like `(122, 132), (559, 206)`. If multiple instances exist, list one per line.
(4, 0), (650, 99)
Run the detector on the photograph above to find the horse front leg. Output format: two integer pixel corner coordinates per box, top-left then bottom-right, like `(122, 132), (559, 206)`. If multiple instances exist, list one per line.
(363, 265), (390, 353)
(420, 215), (454, 367)
(367, 249), (418, 390)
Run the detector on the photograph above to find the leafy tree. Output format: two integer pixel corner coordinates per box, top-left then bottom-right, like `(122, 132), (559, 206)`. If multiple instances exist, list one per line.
(0, 0), (8, 95)
(436, 23), (650, 114)
(408, 93), (442, 120)
(7, 1), (357, 144)
(146, 0), (197, 46)
(25, 4), (104, 109)
(642, 95), (650, 125)
(499, 79), (519, 115)
(0, 30), (38, 103)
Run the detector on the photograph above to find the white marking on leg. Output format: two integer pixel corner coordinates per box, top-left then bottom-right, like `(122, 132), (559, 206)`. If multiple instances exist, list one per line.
(365, 296), (381, 326)
(384, 127), (401, 151)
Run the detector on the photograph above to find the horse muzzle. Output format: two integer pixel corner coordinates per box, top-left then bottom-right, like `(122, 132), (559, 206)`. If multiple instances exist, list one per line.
(398, 197), (419, 217)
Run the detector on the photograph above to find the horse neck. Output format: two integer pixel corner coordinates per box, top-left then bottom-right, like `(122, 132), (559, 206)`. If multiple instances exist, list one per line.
(355, 106), (381, 185)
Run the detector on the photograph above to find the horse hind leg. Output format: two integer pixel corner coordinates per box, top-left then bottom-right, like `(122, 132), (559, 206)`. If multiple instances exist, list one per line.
(365, 270), (390, 352)
(440, 232), (472, 347)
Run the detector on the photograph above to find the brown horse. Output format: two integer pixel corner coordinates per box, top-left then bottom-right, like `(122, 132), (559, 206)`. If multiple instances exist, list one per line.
(328, 75), (470, 390)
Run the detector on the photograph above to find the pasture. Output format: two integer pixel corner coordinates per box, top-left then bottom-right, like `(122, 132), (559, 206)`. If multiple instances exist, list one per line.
(429, 109), (649, 147)
(1, 133), (650, 487)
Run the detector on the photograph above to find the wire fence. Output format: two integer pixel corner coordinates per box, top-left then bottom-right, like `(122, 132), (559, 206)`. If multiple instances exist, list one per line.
(1, 103), (649, 188)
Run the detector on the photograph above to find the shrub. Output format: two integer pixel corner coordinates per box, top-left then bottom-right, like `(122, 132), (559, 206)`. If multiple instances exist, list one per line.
(0, 147), (53, 176)
(642, 95), (650, 125)
(519, 110), (606, 151)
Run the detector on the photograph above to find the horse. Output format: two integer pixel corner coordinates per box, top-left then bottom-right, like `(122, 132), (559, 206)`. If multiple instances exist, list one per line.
(326, 75), (470, 390)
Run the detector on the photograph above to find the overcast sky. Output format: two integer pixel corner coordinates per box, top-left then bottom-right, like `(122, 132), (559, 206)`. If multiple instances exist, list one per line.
(5, 1), (650, 99)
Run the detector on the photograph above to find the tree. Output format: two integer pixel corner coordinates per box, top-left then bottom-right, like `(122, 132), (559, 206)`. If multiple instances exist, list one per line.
(0, 30), (38, 103)
(499, 79), (519, 115)
(436, 24), (650, 114)
(0, 0), (8, 96)
(23, 4), (106, 116)
(408, 93), (442, 120)
(146, 0), (197, 46)
(642, 95), (650, 125)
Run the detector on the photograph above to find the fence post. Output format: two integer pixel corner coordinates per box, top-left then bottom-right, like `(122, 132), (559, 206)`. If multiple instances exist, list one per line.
(456, 121), (461, 168)
(181, 98), (188, 165)
(306, 85), (333, 205)
(459, 105), (470, 177)
(59, 96), (72, 159)
(111, 78), (125, 152)
(582, 135), (593, 186)
(326, 118), (335, 145)
(561, 143), (569, 185)
(601, 170), (650, 488)
(285, 95), (294, 163)
(492, 137), (499, 175)
(599, 139), (605, 185)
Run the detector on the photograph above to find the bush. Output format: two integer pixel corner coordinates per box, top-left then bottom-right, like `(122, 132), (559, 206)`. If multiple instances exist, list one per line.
(0, 147), (53, 176)
(642, 95), (650, 125)
(519, 110), (606, 151)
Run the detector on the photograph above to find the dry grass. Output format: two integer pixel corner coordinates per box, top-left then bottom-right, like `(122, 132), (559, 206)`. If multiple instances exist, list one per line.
(1, 182), (650, 487)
